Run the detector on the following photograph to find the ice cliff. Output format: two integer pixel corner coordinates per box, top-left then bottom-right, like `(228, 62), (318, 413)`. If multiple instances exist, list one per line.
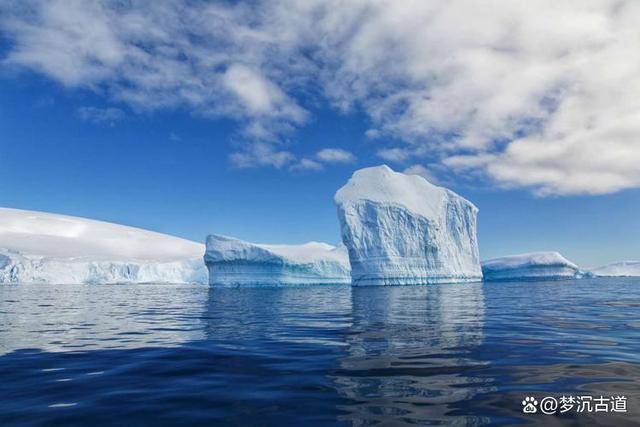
(0, 208), (207, 284)
(482, 251), (584, 281)
(334, 165), (482, 285)
(204, 234), (351, 285)
(590, 261), (640, 277)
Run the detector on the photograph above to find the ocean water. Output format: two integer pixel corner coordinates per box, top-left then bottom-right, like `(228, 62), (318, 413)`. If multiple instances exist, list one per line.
(0, 278), (639, 426)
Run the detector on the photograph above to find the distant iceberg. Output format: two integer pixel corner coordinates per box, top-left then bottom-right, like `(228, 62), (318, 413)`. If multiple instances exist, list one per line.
(590, 261), (640, 277)
(482, 251), (584, 281)
(0, 208), (207, 284)
(204, 234), (351, 285)
(334, 165), (482, 285)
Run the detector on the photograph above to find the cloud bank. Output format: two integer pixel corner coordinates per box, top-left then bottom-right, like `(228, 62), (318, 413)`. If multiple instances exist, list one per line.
(2, 0), (640, 195)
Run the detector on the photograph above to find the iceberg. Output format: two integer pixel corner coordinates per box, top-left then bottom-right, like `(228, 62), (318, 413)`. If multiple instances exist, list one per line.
(482, 251), (584, 281)
(590, 261), (640, 277)
(0, 250), (207, 285)
(204, 234), (351, 285)
(334, 165), (482, 285)
(0, 208), (207, 284)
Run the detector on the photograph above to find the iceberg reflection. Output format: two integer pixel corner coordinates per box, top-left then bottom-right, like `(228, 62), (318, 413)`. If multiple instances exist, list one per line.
(202, 284), (353, 347)
(333, 283), (492, 425)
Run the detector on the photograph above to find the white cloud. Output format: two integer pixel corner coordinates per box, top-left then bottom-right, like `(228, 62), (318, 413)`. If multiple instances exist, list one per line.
(229, 142), (294, 169)
(446, 113), (640, 196)
(221, 63), (308, 140)
(403, 164), (439, 185)
(2, 0), (122, 86)
(223, 65), (279, 115)
(377, 148), (412, 163)
(3, 1), (640, 193)
(319, 0), (640, 194)
(316, 148), (355, 164)
(77, 106), (124, 125)
(291, 158), (323, 171)
(288, 148), (355, 172)
(289, 148), (355, 172)
(1, 0), (308, 145)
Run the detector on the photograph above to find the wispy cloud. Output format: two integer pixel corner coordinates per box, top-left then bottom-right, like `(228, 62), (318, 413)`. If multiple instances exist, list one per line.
(403, 164), (439, 185)
(290, 148), (356, 171)
(286, 147), (357, 172)
(77, 106), (124, 125)
(1, 0), (308, 149)
(316, 148), (355, 164)
(3, 1), (640, 194)
(229, 142), (294, 169)
(377, 148), (418, 163)
(290, 158), (323, 172)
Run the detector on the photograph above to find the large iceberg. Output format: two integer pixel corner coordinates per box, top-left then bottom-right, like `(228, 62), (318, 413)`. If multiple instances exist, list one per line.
(482, 251), (584, 281)
(590, 261), (640, 277)
(334, 165), (482, 285)
(204, 234), (351, 285)
(0, 208), (207, 284)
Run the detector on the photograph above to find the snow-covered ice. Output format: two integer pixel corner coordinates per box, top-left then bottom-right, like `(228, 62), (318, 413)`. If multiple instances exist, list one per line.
(204, 234), (351, 285)
(334, 165), (482, 285)
(0, 208), (207, 284)
(482, 251), (584, 281)
(590, 261), (640, 277)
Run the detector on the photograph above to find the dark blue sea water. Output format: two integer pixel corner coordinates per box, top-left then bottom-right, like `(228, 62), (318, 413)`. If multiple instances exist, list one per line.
(1, 278), (639, 426)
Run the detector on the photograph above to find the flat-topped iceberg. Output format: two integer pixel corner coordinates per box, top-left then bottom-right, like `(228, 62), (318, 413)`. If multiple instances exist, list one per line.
(0, 208), (207, 284)
(334, 165), (482, 285)
(482, 251), (584, 281)
(204, 234), (351, 285)
(0, 250), (207, 285)
(590, 261), (640, 277)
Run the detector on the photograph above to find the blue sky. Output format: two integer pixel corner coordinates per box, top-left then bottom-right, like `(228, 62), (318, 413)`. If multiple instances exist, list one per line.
(2, 1), (640, 267)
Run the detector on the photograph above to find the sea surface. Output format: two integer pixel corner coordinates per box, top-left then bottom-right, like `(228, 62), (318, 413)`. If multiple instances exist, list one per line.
(1, 278), (639, 426)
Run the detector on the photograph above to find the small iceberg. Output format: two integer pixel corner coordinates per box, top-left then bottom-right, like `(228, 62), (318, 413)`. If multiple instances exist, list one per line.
(334, 165), (482, 285)
(204, 234), (351, 285)
(482, 251), (584, 281)
(590, 261), (640, 277)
